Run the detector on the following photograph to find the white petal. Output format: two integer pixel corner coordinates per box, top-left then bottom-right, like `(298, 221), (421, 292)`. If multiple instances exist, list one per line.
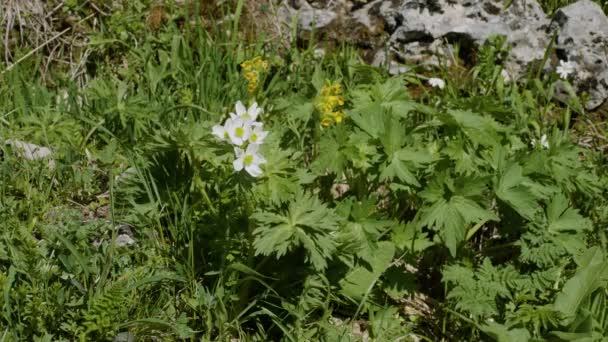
(233, 156), (244, 171)
(235, 101), (246, 116)
(248, 103), (260, 120)
(246, 143), (259, 154)
(241, 124), (251, 141)
(245, 164), (263, 177)
(231, 136), (244, 146)
(256, 153), (266, 164)
(234, 147), (244, 158)
(255, 131), (268, 144)
(212, 125), (225, 140)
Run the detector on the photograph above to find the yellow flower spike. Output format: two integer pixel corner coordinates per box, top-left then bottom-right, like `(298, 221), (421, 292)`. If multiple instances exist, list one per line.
(241, 56), (270, 95)
(316, 80), (346, 127)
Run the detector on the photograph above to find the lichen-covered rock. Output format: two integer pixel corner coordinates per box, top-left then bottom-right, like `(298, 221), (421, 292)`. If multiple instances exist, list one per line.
(382, 0), (550, 76)
(551, 0), (608, 110)
(278, 0), (608, 108)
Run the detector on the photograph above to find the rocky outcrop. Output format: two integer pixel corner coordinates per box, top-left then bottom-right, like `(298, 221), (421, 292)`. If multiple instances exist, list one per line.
(551, 0), (608, 109)
(278, 0), (608, 110)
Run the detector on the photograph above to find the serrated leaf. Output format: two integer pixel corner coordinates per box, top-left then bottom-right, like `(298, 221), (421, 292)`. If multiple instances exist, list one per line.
(348, 103), (386, 139)
(420, 195), (497, 256)
(553, 247), (608, 324)
(380, 147), (433, 186)
(391, 223), (433, 252)
(340, 241), (395, 300)
(447, 109), (504, 147)
(382, 266), (417, 299)
(546, 194), (590, 234)
(252, 193), (341, 271)
(496, 164), (539, 220)
(480, 322), (531, 342)
(311, 128), (348, 175)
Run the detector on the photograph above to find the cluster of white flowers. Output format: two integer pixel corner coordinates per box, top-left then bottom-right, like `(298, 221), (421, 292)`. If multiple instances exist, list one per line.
(212, 101), (268, 177)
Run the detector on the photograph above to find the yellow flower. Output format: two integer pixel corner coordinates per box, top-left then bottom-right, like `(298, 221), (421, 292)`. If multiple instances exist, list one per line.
(316, 81), (345, 127)
(241, 56), (270, 94)
(321, 117), (333, 127)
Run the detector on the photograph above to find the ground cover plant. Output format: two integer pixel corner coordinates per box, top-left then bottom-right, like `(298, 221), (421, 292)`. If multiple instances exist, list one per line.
(1, 0), (608, 341)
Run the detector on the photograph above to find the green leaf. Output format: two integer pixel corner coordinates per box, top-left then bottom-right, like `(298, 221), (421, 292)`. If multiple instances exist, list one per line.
(496, 164), (539, 220)
(311, 128), (348, 175)
(312, 65), (325, 92)
(446, 109), (504, 147)
(546, 194), (591, 234)
(420, 195), (497, 256)
(553, 247), (608, 324)
(340, 241), (395, 301)
(480, 322), (531, 342)
(252, 193), (342, 271)
(391, 223), (433, 253)
(380, 147), (434, 186)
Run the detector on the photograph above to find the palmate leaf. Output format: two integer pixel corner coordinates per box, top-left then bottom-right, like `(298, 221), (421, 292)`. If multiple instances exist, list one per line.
(251, 193), (342, 271)
(339, 241), (395, 301)
(380, 147), (433, 186)
(349, 77), (418, 120)
(496, 164), (540, 220)
(253, 148), (300, 205)
(445, 109), (505, 147)
(348, 102), (386, 139)
(420, 195), (497, 256)
(311, 126), (349, 176)
(546, 193), (591, 234)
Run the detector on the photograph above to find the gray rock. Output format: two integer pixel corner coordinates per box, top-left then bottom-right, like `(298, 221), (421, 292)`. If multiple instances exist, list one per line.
(279, 0), (608, 108)
(385, 0), (550, 76)
(551, 0), (608, 110)
(115, 234), (136, 247)
(299, 6), (338, 30)
(5, 139), (55, 168)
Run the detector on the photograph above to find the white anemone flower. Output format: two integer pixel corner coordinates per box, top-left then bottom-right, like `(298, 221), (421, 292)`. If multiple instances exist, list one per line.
(233, 144), (266, 177)
(428, 77), (445, 89)
(556, 60), (575, 80)
(248, 123), (269, 144)
(212, 123), (229, 141)
(225, 117), (251, 146)
(531, 134), (549, 149)
(230, 101), (262, 123)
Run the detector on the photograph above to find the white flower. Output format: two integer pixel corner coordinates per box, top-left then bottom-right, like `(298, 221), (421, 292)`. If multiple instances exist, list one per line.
(230, 100), (261, 123)
(501, 69), (511, 84)
(313, 48), (325, 59)
(428, 77), (445, 89)
(248, 123), (269, 144)
(233, 144), (266, 177)
(225, 117), (251, 146)
(531, 134), (549, 149)
(556, 60), (575, 79)
(212, 123), (229, 141)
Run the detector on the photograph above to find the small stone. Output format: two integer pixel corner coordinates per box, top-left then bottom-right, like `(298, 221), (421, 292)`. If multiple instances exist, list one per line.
(5, 139), (55, 168)
(115, 234), (135, 247)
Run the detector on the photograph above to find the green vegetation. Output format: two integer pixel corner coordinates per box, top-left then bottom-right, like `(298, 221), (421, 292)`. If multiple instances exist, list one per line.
(1, 1), (607, 341)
